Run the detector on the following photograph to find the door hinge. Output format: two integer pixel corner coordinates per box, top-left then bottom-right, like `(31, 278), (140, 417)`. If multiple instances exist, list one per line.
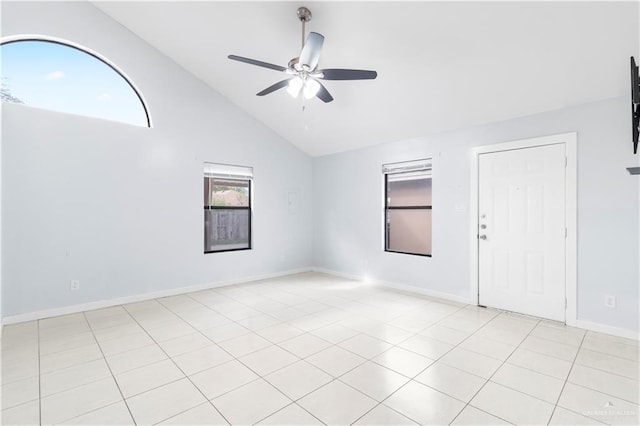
(565, 227), (568, 238)
(565, 298), (568, 308)
(565, 156), (568, 167)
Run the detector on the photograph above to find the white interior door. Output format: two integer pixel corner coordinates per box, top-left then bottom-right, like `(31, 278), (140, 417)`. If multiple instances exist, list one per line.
(478, 143), (566, 321)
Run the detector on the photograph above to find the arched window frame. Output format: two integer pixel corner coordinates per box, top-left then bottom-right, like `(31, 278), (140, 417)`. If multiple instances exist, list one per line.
(0, 35), (152, 128)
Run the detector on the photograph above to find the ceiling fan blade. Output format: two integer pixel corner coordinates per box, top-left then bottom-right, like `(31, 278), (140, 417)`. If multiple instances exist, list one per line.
(316, 81), (334, 103)
(319, 69), (378, 80)
(256, 79), (292, 96)
(228, 55), (286, 72)
(299, 32), (324, 71)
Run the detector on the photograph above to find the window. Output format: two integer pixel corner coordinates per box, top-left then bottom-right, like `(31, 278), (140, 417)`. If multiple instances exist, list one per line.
(204, 163), (252, 253)
(0, 38), (150, 127)
(384, 159), (432, 256)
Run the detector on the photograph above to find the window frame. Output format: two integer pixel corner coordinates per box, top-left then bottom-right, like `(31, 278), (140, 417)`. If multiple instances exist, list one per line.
(204, 164), (253, 254)
(0, 36), (152, 127)
(383, 160), (433, 258)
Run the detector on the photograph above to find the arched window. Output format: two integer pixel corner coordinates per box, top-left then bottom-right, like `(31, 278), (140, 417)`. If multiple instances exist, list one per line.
(1, 37), (151, 127)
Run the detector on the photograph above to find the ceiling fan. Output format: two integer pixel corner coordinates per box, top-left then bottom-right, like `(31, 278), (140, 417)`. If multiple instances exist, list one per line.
(228, 6), (377, 103)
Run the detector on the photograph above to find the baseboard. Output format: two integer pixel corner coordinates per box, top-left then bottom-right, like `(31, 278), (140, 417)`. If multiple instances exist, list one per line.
(377, 279), (472, 305)
(311, 266), (472, 305)
(570, 319), (639, 341)
(312, 267), (364, 282)
(2, 267), (313, 325)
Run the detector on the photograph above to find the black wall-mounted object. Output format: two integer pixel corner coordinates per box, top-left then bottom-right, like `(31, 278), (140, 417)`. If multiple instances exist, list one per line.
(631, 57), (640, 154)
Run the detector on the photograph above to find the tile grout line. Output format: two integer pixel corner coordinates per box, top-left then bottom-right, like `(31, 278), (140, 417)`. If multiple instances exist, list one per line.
(352, 403), (417, 426)
(566, 381), (640, 407)
(251, 402), (327, 426)
(79, 311), (138, 425)
(570, 359), (640, 381)
(55, 401), (132, 426)
(578, 347), (640, 363)
(546, 330), (588, 425)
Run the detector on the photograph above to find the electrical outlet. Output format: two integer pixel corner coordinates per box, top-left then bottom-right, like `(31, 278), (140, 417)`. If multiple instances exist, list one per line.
(604, 295), (616, 308)
(70, 280), (80, 291)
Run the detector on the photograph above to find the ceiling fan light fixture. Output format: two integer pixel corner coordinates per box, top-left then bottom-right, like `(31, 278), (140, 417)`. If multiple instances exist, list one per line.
(287, 76), (303, 97)
(303, 78), (320, 99)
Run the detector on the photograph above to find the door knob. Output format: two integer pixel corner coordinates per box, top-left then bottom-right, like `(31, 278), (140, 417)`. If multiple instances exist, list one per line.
(479, 235), (487, 240)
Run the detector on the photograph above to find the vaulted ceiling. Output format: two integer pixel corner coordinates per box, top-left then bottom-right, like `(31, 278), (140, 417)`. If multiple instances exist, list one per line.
(94, 1), (640, 156)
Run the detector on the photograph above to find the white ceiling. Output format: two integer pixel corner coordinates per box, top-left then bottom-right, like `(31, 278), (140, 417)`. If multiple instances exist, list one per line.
(94, 1), (639, 157)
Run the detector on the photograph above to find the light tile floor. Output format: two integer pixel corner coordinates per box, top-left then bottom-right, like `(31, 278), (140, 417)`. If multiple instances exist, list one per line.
(1, 272), (638, 425)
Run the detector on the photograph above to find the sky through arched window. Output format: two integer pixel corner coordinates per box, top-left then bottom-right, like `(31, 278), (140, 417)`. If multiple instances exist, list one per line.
(1, 39), (150, 127)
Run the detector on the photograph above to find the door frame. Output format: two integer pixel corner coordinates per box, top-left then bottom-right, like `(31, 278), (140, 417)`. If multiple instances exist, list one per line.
(469, 132), (577, 325)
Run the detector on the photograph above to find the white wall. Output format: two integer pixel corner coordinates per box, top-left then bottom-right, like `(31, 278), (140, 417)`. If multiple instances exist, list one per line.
(313, 97), (639, 333)
(1, 1), (312, 318)
(0, 80), (3, 325)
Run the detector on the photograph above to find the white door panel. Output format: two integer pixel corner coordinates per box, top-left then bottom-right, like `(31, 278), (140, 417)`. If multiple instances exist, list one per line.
(478, 144), (566, 321)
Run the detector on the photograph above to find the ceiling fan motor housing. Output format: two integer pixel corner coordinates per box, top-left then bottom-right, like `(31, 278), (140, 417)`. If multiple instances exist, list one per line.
(288, 57), (301, 70)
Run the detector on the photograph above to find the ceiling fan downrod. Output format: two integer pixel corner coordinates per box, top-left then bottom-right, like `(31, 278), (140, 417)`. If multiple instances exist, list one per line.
(297, 7), (312, 50)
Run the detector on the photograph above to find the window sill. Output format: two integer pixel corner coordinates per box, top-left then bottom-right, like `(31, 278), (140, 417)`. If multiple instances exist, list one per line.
(384, 249), (432, 258)
(205, 247), (252, 254)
